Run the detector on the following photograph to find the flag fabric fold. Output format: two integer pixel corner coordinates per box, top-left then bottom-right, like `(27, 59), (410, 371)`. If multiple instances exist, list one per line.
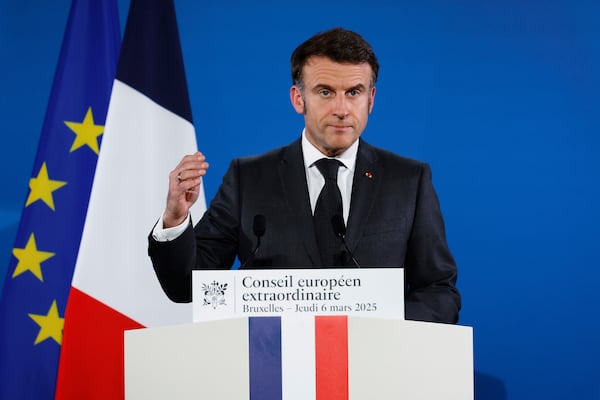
(55, 0), (206, 398)
(0, 1), (121, 399)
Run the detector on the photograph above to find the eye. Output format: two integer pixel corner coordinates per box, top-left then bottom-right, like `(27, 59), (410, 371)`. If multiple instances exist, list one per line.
(348, 89), (360, 97)
(319, 89), (331, 97)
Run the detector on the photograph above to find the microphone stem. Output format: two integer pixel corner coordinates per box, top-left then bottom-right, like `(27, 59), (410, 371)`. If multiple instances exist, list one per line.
(341, 239), (360, 268)
(241, 237), (261, 268)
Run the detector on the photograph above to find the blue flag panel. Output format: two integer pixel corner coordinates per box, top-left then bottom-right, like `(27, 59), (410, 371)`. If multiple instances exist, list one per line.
(117, 0), (193, 124)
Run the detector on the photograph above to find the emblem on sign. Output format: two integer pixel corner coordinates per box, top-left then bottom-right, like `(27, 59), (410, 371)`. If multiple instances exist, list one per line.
(202, 281), (228, 309)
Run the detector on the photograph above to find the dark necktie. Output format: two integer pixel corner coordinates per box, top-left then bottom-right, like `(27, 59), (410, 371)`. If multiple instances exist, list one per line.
(313, 158), (343, 266)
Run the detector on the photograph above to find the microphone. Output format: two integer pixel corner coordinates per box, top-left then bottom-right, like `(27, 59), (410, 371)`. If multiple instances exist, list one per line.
(241, 214), (266, 268)
(331, 214), (361, 268)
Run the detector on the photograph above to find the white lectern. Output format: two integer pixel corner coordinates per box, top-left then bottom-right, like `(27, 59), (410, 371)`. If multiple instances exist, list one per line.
(125, 316), (473, 399)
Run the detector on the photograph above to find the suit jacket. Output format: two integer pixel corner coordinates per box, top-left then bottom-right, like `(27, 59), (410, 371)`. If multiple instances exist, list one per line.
(148, 138), (461, 323)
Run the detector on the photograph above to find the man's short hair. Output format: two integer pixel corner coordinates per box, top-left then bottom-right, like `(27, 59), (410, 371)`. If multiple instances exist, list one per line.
(291, 27), (379, 88)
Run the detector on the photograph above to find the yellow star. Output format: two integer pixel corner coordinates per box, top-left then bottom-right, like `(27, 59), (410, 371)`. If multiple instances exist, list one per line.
(64, 106), (104, 154)
(25, 162), (67, 211)
(29, 300), (64, 345)
(12, 233), (55, 282)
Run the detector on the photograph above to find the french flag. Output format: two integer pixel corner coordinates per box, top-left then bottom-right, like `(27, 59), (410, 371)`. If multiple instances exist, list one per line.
(249, 315), (350, 399)
(55, 0), (205, 398)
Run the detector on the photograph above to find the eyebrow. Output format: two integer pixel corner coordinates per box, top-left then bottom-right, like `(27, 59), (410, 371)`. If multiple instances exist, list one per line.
(346, 84), (367, 92)
(312, 83), (368, 92)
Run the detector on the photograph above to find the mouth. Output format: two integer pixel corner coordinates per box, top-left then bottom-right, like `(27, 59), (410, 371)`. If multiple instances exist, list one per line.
(328, 124), (352, 131)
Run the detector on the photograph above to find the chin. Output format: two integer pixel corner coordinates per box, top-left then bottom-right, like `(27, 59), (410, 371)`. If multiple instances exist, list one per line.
(332, 137), (357, 149)
(324, 143), (352, 156)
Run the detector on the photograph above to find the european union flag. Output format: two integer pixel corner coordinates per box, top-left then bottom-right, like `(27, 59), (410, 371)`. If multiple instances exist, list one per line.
(0, 1), (120, 398)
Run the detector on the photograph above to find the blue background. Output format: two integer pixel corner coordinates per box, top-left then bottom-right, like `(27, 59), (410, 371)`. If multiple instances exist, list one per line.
(1, 1), (599, 399)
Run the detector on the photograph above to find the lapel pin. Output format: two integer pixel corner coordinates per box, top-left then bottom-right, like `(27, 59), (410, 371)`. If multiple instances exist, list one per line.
(365, 172), (373, 179)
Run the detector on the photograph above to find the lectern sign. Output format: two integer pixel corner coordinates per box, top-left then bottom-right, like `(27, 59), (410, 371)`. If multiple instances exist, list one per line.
(192, 268), (404, 322)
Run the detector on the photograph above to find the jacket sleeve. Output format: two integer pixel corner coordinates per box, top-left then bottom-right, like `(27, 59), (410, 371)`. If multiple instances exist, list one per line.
(148, 220), (196, 303)
(404, 163), (461, 323)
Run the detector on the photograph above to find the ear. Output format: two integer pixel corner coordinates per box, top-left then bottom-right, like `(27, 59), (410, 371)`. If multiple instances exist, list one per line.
(368, 86), (376, 114)
(290, 85), (305, 114)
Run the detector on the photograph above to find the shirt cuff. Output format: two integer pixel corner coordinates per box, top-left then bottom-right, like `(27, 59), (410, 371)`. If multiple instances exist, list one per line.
(152, 214), (190, 242)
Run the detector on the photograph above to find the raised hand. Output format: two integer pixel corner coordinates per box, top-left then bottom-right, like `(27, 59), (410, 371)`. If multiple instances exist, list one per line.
(163, 152), (209, 228)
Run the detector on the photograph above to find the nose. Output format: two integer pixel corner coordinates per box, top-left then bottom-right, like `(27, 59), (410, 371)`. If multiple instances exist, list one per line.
(332, 95), (349, 119)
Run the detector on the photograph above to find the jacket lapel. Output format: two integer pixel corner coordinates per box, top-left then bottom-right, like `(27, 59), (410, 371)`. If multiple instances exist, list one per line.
(346, 139), (382, 253)
(278, 139), (321, 265)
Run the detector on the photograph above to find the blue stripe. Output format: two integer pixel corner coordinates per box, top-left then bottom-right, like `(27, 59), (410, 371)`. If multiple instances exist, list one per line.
(248, 316), (282, 400)
(116, 0), (193, 123)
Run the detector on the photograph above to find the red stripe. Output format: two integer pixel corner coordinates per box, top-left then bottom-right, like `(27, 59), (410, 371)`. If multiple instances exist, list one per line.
(55, 287), (145, 400)
(315, 316), (349, 400)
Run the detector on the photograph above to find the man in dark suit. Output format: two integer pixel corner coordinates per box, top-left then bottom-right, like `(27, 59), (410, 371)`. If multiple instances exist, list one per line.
(148, 27), (461, 324)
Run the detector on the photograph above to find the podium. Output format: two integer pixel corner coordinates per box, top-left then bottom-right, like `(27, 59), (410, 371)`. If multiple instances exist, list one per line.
(125, 316), (473, 399)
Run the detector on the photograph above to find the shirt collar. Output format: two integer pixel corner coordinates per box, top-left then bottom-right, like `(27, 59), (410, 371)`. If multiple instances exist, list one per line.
(301, 129), (358, 172)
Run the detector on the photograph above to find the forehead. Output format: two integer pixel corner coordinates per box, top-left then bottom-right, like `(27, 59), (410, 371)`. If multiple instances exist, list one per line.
(302, 56), (373, 87)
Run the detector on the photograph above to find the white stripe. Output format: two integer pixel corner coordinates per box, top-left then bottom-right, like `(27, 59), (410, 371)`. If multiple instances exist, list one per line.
(72, 80), (206, 327)
(281, 315), (315, 399)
